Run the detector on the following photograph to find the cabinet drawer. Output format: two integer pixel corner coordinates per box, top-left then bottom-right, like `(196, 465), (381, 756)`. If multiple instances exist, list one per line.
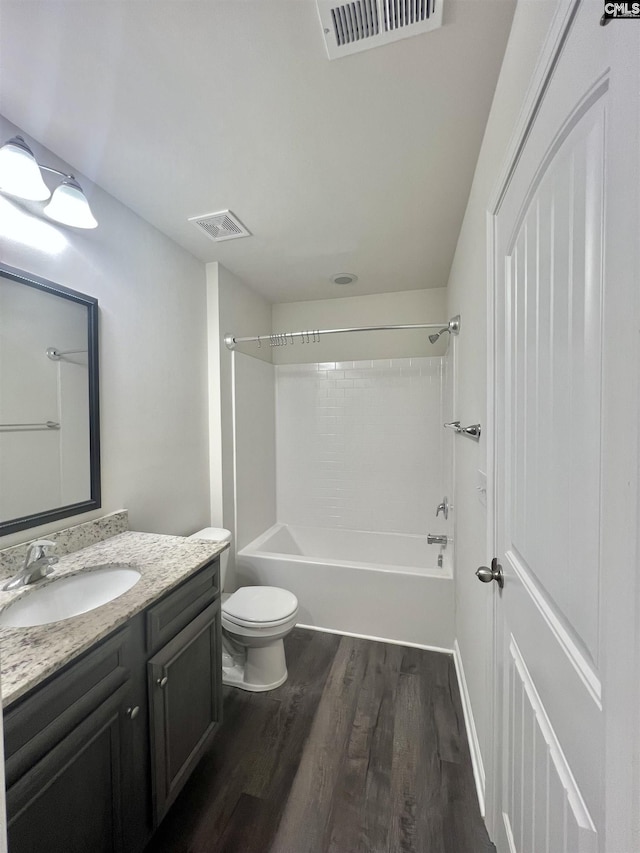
(4, 625), (133, 785)
(146, 559), (219, 656)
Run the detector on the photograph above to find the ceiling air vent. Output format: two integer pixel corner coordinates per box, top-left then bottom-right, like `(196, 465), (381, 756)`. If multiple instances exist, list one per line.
(317, 0), (443, 59)
(188, 210), (251, 242)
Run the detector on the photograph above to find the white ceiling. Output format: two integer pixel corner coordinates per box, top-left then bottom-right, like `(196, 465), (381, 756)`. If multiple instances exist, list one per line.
(0, 0), (515, 303)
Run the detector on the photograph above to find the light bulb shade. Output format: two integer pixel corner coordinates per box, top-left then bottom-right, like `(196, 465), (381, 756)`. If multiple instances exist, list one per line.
(0, 136), (51, 201)
(43, 178), (98, 229)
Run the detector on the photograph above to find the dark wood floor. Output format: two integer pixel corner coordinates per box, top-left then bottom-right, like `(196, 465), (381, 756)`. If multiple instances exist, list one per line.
(145, 628), (495, 853)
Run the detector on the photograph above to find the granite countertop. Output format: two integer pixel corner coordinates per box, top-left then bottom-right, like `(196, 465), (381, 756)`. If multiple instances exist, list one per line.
(0, 531), (229, 707)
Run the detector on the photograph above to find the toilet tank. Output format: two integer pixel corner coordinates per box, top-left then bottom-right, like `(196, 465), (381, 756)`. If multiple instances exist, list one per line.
(189, 527), (231, 589)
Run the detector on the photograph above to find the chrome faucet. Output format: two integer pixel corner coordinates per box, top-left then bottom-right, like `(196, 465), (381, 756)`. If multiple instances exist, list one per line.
(427, 534), (448, 546)
(3, 540), (59, 591)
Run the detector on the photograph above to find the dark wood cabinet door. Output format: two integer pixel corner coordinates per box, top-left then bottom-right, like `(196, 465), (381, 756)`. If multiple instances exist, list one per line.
(7, 683), (131, 853)
(148, 600), (222, 825)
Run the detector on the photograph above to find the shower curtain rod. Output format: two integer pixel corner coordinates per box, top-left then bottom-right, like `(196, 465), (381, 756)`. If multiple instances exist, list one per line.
(224, 315), (460, 350)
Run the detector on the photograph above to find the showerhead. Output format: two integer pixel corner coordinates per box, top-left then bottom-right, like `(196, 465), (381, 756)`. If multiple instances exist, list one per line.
(428, 316), (461, 344)
(429, 328), (449, 344)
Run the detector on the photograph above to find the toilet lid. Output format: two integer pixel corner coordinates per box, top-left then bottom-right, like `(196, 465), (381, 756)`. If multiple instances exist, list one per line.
(189, 527), (232, 543)
(223, 586), (298, 624)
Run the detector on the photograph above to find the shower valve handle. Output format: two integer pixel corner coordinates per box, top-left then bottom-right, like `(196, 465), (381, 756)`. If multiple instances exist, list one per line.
(435, 497), (449, 519)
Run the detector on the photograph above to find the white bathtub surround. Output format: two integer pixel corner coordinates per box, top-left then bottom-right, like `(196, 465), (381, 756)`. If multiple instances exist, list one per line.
(236, 523), (454, 650)
(276, 357), (449, 536)
(230, 352), (455, 649)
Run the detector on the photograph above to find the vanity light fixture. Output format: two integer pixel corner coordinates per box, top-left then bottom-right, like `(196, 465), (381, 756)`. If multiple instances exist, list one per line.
(0, 136), (50, 200)
(43, 178), (97, 229)
(0, 135), (98, 229)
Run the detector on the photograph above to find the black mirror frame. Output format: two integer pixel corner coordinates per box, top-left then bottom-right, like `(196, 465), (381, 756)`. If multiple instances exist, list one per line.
(0, 263), (101, 536)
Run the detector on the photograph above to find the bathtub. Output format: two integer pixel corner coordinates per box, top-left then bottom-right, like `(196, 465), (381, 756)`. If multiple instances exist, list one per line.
(235, 523), (454, 650)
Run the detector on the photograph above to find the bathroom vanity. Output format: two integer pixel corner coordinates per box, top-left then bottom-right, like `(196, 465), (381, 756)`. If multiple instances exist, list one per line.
(0, 527), (227, 853)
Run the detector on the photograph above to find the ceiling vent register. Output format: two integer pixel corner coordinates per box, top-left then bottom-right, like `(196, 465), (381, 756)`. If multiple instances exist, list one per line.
(317, 0), (443, 59)
(188, 209), (251, 242)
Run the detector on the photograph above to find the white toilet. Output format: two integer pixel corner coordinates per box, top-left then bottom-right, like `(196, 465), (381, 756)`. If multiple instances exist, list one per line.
(189, 527), (298, 692)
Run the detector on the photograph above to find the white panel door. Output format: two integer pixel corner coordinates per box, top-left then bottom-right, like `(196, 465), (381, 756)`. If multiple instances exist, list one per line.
(490, 4), (640, 852)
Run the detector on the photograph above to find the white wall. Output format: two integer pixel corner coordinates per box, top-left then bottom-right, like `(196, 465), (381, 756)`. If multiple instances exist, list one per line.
(276, 357), (448, 537)
(206, 262), (272, 587)
(272, 288), (448, 364)
(233, 353), (276, 555)
(446, 0), (558, 806)
(0, 116), (211, 547)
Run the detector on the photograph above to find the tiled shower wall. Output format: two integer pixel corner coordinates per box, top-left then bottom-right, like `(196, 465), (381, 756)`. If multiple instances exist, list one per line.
(276, 357), (449, 535)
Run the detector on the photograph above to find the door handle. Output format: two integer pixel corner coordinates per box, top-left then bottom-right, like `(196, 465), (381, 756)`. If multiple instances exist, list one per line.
(476, 557), (504, 589)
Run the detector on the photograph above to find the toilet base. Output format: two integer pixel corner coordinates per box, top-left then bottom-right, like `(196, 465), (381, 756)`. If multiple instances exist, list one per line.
(222, 637), (289, 692)
(222, 663), (288, 692)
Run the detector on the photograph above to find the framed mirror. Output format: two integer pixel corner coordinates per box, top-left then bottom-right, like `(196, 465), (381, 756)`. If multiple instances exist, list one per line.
(0, 263), (100, 536)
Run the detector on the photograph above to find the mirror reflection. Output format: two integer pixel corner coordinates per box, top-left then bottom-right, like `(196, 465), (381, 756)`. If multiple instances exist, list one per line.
(0, 265), (100, 535)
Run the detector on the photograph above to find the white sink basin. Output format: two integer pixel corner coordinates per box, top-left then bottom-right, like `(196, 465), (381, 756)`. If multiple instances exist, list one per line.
(0, 564), (141, 628)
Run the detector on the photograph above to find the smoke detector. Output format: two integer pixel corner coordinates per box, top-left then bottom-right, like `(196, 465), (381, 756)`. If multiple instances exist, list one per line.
(317, 0), (443, 60)
(188, 210), (251, 242)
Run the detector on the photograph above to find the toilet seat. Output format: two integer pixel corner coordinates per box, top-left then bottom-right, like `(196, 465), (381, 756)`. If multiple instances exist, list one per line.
(222, 611), (297, 631)
(222, 586), (298, 627)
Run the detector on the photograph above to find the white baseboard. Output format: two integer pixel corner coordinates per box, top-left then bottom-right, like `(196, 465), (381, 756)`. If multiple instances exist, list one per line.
(453, 639), (486, 817)
(503, 812), (517, 853)
(296, 622), (454, 656)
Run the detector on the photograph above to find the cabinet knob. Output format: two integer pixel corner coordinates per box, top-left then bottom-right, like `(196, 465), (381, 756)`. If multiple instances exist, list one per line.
(157, 676), (168, 688)
(126, 706), (140, 720)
